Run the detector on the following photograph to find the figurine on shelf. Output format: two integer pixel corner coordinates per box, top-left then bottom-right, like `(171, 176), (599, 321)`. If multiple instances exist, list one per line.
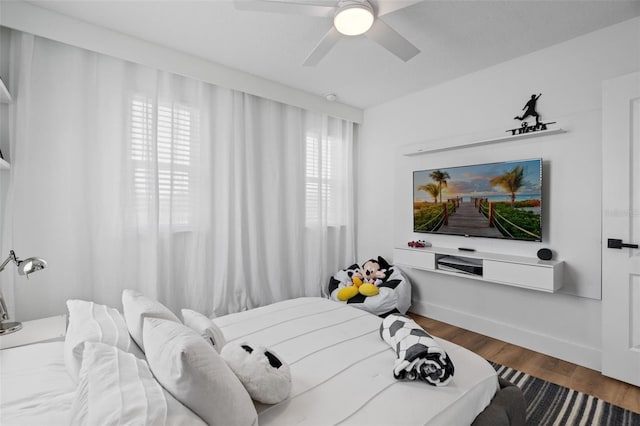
(514, 93), (542, 125)
(407, 240), (431, 248)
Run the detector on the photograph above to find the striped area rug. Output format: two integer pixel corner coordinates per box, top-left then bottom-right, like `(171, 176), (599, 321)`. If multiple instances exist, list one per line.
(492, 363), (640, 426)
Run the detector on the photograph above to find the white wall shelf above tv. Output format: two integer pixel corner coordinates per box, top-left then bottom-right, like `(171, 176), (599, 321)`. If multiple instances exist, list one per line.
(393, 246), (564, 293)
(401, 127), (566, 156)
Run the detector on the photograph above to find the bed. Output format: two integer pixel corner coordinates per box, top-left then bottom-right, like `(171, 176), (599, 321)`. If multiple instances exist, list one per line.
(0, 295), (524, 425)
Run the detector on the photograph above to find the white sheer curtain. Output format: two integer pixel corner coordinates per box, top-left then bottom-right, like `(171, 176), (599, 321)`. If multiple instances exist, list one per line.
(0, 31), (355, 320)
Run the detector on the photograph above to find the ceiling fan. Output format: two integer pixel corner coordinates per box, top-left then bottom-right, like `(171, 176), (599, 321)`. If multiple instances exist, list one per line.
(235, 0), (421, 66)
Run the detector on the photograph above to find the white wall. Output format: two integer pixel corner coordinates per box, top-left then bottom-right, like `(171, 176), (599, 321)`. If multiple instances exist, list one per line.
(358, 17), (640, 370)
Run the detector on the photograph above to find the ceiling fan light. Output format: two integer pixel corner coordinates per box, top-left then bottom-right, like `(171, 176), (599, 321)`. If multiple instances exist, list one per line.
(334, 3), (374, 36)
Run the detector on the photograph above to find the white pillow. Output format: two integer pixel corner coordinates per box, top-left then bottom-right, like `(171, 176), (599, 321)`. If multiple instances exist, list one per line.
(143, 317), (258, 426)
(70, 341), (206, 426)
(121, 289), (181, 351)
(64, 299), (141, 383)
(181, 308), (226, 353)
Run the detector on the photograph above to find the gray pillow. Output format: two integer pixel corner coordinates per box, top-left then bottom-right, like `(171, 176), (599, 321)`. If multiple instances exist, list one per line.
(121, 289), (180, 351)
(143, 317), (258, 426)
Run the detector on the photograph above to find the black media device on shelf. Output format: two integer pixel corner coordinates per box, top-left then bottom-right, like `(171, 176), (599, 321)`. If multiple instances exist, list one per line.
(413, 158), (542, 242)
(436, 256), (483, 276)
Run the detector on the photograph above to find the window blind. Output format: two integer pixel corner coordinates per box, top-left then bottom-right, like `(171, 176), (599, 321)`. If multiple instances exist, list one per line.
(130, 95), (199, 227)
(306, 132), (341, 226)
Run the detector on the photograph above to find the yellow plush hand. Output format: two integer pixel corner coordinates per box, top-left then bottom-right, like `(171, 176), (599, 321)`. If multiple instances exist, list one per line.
(358, 283), (379, 297)
(337, 285), (359, 301)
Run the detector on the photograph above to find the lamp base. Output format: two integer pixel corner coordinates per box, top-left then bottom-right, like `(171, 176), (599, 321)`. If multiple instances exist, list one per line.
(0, 321), (23, 335)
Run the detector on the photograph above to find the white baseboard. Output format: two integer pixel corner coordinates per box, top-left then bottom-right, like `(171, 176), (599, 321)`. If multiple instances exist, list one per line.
(411, 300), (601, 371)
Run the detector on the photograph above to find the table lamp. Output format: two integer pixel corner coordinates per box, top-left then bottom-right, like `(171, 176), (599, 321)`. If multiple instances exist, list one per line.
(0, 250), (47, 335)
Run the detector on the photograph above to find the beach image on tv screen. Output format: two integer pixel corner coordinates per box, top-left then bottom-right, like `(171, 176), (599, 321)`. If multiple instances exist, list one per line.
(413, 159), (542, 241)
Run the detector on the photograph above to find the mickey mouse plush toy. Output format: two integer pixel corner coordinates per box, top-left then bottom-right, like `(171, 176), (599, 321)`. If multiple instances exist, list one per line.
(337, 256), (390, 301)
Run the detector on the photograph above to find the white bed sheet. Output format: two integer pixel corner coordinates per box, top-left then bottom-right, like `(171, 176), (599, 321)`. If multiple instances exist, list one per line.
(0, 341), (75, 426)
(214, 297), (498, 426)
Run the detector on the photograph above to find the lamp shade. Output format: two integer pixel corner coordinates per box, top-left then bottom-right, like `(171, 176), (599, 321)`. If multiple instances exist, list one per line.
(17, 257), (47, 276)
(334, 1), (374, 36)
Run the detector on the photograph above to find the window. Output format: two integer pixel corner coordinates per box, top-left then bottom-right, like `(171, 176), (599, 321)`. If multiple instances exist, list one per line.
(130, 95), (200, 227)
(305, 132), (344, 226)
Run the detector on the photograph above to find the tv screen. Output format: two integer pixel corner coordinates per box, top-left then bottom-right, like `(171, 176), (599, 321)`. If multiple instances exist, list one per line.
(413, 158), (542, 241)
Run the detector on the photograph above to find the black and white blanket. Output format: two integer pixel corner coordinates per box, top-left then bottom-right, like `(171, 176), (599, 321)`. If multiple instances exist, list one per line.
(380, 314), (455, 386)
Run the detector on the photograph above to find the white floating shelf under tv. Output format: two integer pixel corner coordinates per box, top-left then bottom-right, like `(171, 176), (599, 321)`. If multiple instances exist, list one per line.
(402, 128), (566, 156)
(393, 246), (564, 293)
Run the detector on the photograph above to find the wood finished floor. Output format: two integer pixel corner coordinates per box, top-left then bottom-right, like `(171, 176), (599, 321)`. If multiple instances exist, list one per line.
(408, 313), (640, 414)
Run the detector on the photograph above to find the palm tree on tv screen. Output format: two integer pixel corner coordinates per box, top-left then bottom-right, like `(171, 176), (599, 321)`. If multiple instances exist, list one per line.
(490, 165), (524, 205)
(418, 183), (440, 203)
(429, 170), (450, 203)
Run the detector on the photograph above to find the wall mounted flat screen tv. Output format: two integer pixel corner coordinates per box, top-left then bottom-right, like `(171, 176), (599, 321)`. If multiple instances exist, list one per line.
(413, 158), (542, 242)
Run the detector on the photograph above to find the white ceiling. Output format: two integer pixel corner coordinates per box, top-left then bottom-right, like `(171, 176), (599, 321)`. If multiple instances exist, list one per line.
(24, 0), (640, 109)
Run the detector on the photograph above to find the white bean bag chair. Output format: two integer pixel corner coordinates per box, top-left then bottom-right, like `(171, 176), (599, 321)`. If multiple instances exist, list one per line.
(328, 257), (412, 317)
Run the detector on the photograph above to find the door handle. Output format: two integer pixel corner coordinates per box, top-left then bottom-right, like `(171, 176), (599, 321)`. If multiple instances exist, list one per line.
(608, 238), (639, 249)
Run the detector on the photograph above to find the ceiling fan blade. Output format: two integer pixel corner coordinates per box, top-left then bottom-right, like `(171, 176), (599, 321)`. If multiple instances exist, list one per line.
(373, 0), (423, 17)
(303, 26), (342, 66)
(234, 0), (335, 18)
(365, 19), (420, 62)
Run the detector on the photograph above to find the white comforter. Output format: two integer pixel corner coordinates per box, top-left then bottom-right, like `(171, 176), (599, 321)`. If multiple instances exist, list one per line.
(0, 341), (75, 426)
(214, 297), (498, 426)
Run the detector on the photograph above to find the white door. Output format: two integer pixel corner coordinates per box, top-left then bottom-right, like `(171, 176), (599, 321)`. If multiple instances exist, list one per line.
(602, 71), (640, 386)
